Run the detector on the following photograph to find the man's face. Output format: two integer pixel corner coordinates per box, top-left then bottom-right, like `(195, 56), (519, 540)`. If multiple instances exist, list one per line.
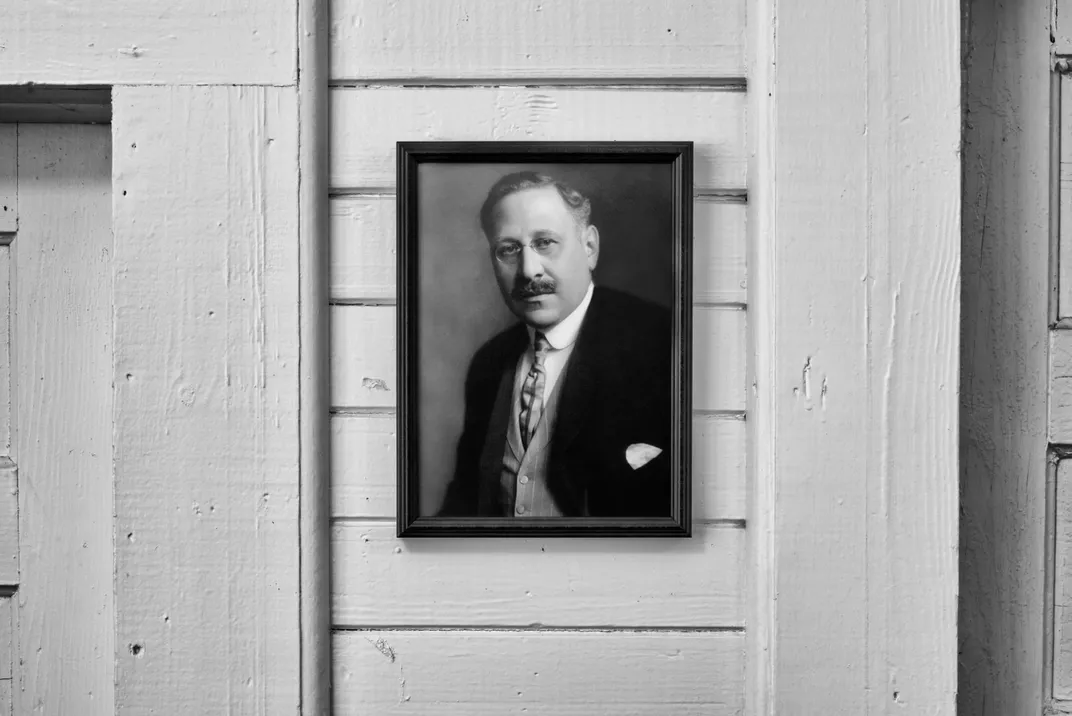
(485, 186), (599, 330)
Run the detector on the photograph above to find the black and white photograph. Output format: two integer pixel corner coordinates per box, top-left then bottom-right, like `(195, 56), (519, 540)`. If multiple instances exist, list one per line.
(396, 142), (693, 536)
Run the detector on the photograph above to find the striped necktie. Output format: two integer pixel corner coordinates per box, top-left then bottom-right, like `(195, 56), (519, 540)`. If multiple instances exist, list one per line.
(519, 333), (550, 450)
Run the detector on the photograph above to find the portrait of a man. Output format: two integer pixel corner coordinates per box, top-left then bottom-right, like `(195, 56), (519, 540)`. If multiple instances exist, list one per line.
(398, 144), (692, 535)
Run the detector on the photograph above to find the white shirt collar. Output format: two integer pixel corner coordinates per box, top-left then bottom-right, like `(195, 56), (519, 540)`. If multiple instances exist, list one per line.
(527, 281), (594, 351)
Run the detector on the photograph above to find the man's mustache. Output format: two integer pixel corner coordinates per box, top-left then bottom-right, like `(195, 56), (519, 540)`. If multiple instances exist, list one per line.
(512, 278), (556, 300)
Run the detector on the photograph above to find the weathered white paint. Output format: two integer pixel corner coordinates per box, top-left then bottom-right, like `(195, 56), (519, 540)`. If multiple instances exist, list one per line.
(1053, 332), (1072, 443)
(112, 86), (300, 714)
(0, 0), (296, 85)
(298, 0), (333, 712)
(1061, 74), (1072, 319)
(14, 124), (114, 716)
(331, 413), (745, 521)
(0, 246), (10, 459)
(0, 595), (9, 715)
(329, 89), (747, 190)
(1055, 459), (1072, 700)
(959, 0), (1049, 712)
(0, 594), (9, 672)
(0, 128), (13, 233)
(1058, 0), (1072, 55)
(331, 197), (747, 305)
(333, 524), (743, 627)
(330, 0), (746, 81)
(333, 630), (745, 715)
(331, 305), (746, 411)
(0, 464), (15, 585)
(748, 0), (960, 713)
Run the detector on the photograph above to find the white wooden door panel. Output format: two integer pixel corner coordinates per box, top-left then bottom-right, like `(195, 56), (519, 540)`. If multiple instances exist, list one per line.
(12, 123), (114, 716)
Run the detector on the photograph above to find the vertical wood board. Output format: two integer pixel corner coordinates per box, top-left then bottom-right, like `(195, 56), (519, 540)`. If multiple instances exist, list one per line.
(14, 124), (114, 716)
(0, 0), (296, 85)
(0, 596), (10, 680)
(0, 247), (11, 457)
(0, 465), (14, 585)
(333, 630), (745, 715)
(1055, 459), (1072, 698)
(112, 86), (300, 714)
(330, 0), (746, 80)
(0, 128), (13, 233)
(752, 0), (961, 712)
(959, 0), (1050, 712)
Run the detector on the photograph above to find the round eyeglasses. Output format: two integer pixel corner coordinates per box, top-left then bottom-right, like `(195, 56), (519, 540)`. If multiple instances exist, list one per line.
(493, 237), (562, 265)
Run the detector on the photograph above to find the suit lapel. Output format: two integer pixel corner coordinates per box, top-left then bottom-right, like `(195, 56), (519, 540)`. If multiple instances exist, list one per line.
(551, 292), (604, 452)
(476, 327), (527, 515)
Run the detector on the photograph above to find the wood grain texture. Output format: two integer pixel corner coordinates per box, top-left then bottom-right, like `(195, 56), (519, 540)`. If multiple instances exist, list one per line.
(333, 523), (743, 628)
(751, 0), (960, 712)
(331, 196), (747, 305)
(960, 1), (1049, 713)
(0, 595), (10, 680)
(112, 86), (300, 714)
(1058, 0), (1072, 55)
(14, 125), (114, 716)
(298, 0), (332, 712)
(330, 0), (745, 81)
(1053, 332), (1072, 442)
(0, 248), (10, 458)
(1055, 460), (1072, 699)
(0, 129), (14, 233)
(1061, 75), (1072, 319)
(0, 465), (14, 585)
(332, 413), (745, 521)
(0, 0), (296, 85)
(329, 88), (746, 190)
(333, 629), (744, 715)
(331, 305), (745, 411)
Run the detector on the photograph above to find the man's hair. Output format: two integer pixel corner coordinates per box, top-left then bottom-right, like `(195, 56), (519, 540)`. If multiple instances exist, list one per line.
(479, 171), (592, 237)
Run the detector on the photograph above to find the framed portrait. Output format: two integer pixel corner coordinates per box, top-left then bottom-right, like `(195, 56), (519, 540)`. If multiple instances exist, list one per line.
(396, 141), (693, 537)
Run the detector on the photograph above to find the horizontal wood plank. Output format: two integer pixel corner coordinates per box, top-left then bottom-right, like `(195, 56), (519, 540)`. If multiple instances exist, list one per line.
(0, 0), (295, 85)
(330, 0), (746, 81)
(331, 305), (746, 412)
(330, 88), (746, 190)
(332, 522), (743, 628)
(333, 629), (744, 715)
(0, 464), (14, 585)
(0, 127), (14, 232)
(331, 197), (746, 305)
(331, 413), (745, 520)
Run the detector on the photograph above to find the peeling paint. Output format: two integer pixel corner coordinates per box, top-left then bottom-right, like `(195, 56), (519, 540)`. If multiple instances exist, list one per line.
(367, 636), (396, 662)
(361, 377), (389, 392)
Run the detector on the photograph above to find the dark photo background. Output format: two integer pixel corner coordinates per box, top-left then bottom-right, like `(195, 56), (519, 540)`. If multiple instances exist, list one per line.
(416, 161), (675, 515)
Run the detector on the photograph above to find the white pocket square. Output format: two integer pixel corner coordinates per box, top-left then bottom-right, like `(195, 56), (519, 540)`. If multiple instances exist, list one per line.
(625, 443), (663, 470)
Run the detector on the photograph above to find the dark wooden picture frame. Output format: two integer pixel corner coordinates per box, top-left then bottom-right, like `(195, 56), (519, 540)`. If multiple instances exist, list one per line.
(396, 141), (693, 537)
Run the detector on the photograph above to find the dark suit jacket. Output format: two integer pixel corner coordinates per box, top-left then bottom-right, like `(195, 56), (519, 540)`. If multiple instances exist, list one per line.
(438, 286), (674, 518)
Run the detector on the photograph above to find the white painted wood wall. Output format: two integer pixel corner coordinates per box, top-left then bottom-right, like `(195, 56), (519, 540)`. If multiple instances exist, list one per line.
(0, 0), (960, 713)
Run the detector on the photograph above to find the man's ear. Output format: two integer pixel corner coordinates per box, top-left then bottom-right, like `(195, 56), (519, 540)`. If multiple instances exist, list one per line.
(584, 224), (600, 270)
